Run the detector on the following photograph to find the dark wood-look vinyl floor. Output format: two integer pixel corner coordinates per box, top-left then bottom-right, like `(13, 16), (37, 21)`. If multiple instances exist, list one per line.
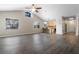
(0, 33), (79, 54)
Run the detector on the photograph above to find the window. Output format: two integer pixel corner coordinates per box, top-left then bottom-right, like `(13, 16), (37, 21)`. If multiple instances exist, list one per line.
(25, 12), (31, 17)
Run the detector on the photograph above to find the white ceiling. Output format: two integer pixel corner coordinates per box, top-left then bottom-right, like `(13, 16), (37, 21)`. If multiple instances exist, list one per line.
(0, 4), (32, 11)
(35, 4), (79, 21)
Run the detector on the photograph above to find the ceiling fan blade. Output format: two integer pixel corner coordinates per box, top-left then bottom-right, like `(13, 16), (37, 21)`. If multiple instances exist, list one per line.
(32, 4), (35, 6)
(35, 10), (39, 13)
(36, 7), (42, 9)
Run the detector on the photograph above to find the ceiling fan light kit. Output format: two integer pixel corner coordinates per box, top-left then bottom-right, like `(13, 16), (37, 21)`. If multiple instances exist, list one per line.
(25, 4), (42, 13)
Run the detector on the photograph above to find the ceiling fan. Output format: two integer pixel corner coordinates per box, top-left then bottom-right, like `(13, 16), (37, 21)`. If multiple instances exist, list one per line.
(25, 4), (42, 13)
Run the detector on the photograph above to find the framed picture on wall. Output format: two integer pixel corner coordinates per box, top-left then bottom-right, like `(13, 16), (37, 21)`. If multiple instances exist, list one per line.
(6, 18), (19, 29)
(34, 25), (40, 28)
(33, 22), (40, 28)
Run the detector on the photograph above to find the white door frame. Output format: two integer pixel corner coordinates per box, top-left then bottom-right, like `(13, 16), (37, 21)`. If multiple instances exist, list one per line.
(76, 17), (79, 36)
(62, 16), (77, 35)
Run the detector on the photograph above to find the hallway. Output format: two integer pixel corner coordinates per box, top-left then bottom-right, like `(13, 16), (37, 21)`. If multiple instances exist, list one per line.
(0, 33), (79, 54)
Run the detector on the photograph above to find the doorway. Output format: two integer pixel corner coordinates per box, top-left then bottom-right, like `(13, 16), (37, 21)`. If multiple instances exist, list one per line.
(62, 16), (76, 34)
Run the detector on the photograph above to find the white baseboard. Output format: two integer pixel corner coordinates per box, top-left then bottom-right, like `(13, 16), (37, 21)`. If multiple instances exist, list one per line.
(0, 32), (41, 38)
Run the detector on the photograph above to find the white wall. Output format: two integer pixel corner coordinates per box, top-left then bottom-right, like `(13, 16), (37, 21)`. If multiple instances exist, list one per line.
(64, 20), (76, 33)
(0, 11), (43, 37)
